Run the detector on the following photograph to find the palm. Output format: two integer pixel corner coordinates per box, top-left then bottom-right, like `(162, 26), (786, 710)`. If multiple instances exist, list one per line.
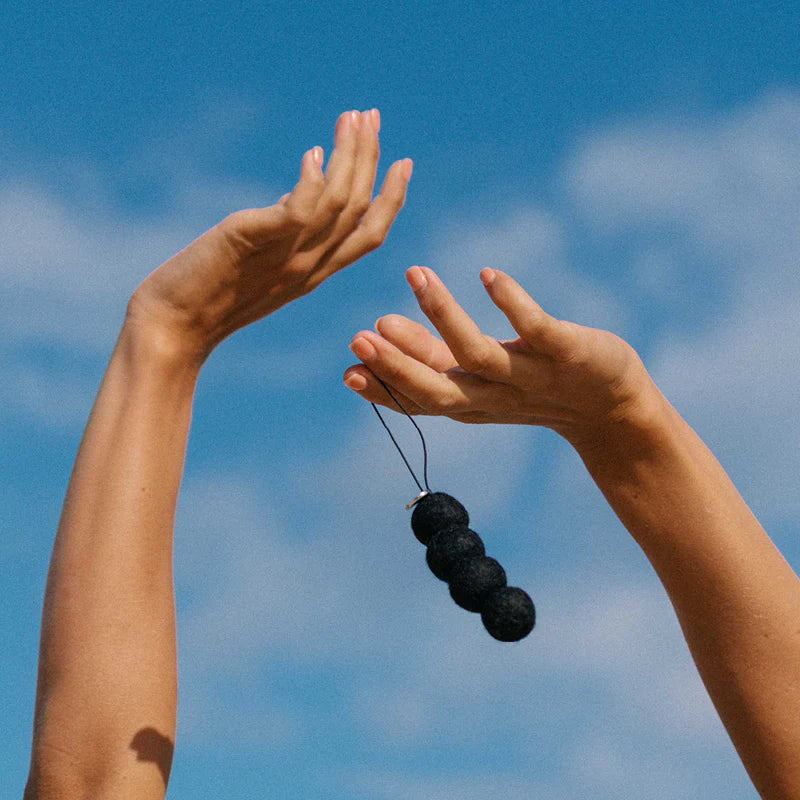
(344, 267), (649, 447)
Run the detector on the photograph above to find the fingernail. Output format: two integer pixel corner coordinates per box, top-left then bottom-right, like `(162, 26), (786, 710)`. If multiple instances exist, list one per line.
(402, 158), (413, 181)
(350, 110), (360, 130)
(350, 336), (376, 361)
(406, 266), (427, 292)
(344, 372), (368, 391)
(371, 108), (380, 131)
(480, 268), (496, 287)
(377, 314), (404, 332)
(312, 146), (323, 166)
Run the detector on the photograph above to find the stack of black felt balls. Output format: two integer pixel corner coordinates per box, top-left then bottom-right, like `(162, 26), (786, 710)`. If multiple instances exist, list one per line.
(410, 492), (535, 642)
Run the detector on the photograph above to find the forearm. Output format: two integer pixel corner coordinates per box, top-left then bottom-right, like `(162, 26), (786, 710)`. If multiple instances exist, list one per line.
(576, 379), (800, 800)
(25, 110), (406, 799)
(26, 318), (200, 799)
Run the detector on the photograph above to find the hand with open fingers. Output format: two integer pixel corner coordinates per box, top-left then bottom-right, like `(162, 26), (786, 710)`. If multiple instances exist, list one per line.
(344, 266), (658, 450)
(127, 109), (412, 364)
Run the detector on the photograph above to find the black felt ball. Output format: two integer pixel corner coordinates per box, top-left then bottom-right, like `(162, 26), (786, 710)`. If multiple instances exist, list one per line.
(481, 586), (536, 642)
(448, 556), (507, 612)
(411, 492), (469, 546)
(426, 526), (485, 582)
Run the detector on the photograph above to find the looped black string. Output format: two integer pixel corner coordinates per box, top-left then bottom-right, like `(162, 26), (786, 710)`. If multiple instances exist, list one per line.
(369, 378), (535, 640)
(371, 378), (430, 494)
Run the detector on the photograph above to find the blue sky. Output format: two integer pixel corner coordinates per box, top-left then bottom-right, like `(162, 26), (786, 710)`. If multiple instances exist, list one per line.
(3, 1), (800, 797)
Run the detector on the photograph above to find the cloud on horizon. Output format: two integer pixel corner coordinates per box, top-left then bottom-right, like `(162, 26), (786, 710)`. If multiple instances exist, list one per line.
(563, 91), (800, 523)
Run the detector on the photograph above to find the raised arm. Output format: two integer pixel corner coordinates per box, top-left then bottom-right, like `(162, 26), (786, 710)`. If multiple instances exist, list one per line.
(343, 266), (800, 800)
(24, 109), (411, 800)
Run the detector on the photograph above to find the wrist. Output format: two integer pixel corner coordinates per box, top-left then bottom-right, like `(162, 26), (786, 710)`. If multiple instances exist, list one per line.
(123, 291), (212, 375)
(566, 371), (675, 479)
(119, 302), (206, 385)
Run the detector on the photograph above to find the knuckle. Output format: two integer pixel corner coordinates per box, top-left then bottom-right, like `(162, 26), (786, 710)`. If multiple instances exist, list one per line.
(521, 313), (550, 344)
(436, 390), (464, 413)
(417, 383), (458, 413)
(459, 346), (493, 375)
(549, 319), (581, 362)
(356, 221), (387, 252)
(296, 279), (316, 297)
(384, 188), (406, 213)
(363, 228), (387, 252)
(325, 189), (349, 213)
(422, 295), (448, 320)
(381, 361), (405, 385)
(283, 203), (312, 228)
(349, 197), (371, 219)
(284, 255), (311, 281)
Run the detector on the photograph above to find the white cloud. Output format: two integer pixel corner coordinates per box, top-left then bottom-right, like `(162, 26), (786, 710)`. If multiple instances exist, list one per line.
(424, 206), (628, 336)
(0, 356), (96, 430)
(0, 169), (278, 428)
(348, 569), (726, 744)
(0, 173), (272, 351)
(650, 294), (800, 522)
(173, 467), (734, 787)
(566, 91), (800, 293)
(564, 91), (800, 525)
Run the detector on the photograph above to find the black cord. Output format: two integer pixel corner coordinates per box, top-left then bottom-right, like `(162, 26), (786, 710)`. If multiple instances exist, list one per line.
(371, 378), (430, 494)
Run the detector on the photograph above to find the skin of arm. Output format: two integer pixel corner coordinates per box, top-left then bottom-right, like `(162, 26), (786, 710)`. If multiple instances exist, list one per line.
(343, 265), (800, 800)
(24, 109), (412, 800)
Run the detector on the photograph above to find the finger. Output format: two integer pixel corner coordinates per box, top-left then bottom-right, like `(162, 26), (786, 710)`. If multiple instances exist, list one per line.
(300, 158), (412, 291)
(347, 329), (519, 415)
(405, 266), (513, 381)
(343, 364), (524, 424)
(279, 146), (326, 228)
(346, 109), (380, 219)
(348, 330), (467, 412)
(374, 314), (458, 372)
(344, 157), (411, 256)
(304, 110), (360, 232)
(342, 365), (427, 415)
(297, 109), (380, 255)
(343, 365), (554, 425)
(221, 147), (324, 244)
(480, 269), (577, 359)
